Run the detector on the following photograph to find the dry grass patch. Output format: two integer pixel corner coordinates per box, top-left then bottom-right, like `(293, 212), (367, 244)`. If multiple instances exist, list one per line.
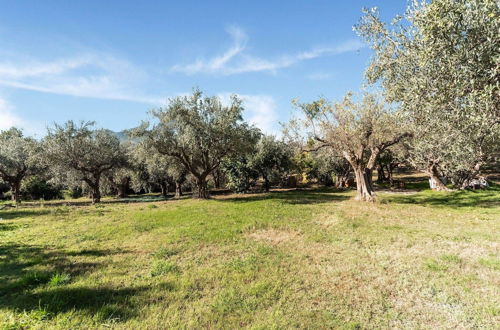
(246, 229), (301, 245)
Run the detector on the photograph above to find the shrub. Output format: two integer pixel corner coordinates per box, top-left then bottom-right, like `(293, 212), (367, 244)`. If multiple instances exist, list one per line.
(22, 177), (63, 200)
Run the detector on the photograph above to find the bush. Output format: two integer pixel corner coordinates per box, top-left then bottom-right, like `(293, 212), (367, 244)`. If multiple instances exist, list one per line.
(63, 186), (84, 199)
(222, 157), (258, 193)
(0, 181), (9, 200)
(21, 177), (63, 200)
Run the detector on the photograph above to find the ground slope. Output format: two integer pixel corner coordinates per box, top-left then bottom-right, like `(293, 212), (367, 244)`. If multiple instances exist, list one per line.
(0, 188), (499, 329)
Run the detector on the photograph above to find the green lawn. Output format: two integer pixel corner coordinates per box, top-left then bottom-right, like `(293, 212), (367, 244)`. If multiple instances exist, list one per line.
(0, 187), (499, 329)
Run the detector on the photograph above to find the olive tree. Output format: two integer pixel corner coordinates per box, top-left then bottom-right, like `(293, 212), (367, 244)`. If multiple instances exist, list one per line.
(250, 135), (293, 192)
(130, 141), (187, 198)
(355, 0), (500, 190)
(221, 156), (259, 193)
(105, 167), (133, 198)
(0, 128), (41, 204)
(294, 93), (410, 202)
(44, 121), (126, 203)
(313, 148), (353, 188)
(135, 90), (260, 199)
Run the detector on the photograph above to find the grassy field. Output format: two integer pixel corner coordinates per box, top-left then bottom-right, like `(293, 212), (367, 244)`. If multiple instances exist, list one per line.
(0, 186), (499, 329)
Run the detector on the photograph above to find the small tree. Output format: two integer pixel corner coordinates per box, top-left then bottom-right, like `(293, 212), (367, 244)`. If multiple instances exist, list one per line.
(130, 141), (187, 198)
(102, 141), (136, 198)
(105, 167), (133, 198)
(135, 89), (260, 199)
(221, 156), (259, 193)
(250, 135), (293, 192)
(44, 121), (126, 204)
(0, 128), (41, 204)
(294, 93), (410, 202)
(313, 148), (353, 188)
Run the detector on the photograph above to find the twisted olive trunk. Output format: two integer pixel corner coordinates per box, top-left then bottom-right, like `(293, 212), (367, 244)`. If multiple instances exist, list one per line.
(85, 172), (102, 204)
(263, 176), (270, 192)
(175, 181), (183, 198)
(195, 176), (209, 199)
(10, 180), (21, 205)
(376, 165), (387, 183)
(117, 177), (130, 198)
(90, 184), (101, 204)
(427, 163), (450, 191)
(160, 181), (168, 198)
(353, 166), (376, 202)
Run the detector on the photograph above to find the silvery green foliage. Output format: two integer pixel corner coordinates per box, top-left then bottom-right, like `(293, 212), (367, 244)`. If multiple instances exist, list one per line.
(44, 121), (127, 203)
(0, 127), (41, 202)
(103, 142), (135, 197)
(293, 92), (409, 201)
(249, 135), (293, 191)
(135, 89), (260, 198)
(313, 148), (352, 188)
(355, 0), (500, 188)
(129, 140), (188, 196)
(221, 156), (259, 193)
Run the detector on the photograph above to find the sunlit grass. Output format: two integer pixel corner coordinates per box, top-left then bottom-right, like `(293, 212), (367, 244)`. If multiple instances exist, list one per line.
(0, 187), (498, 328)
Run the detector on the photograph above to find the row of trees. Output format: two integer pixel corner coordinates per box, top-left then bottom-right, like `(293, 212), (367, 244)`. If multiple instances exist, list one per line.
(0, 91), (300, 204)
(286, 0), (499, 201)
(1, 0), (498, 204)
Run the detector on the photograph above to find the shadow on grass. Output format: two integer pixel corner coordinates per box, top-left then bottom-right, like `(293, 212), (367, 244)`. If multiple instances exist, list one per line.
(0, 195), (174, 217)
(0, 222), (20, 232)
(383, 185), (500, 208)
(2, 286), (145, 322)
(37, 194), (171, 207)
(0, 243), (143, 322)
(375, 177), (429, 191)
(0, 209), (52, 220)
(215, 188), (350, 205)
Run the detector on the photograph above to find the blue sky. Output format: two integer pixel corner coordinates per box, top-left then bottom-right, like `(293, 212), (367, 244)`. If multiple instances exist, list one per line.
(0, 0), (406, 136)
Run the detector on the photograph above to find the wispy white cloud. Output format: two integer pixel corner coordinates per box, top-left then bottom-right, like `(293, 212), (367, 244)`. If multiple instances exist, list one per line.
(176, 26), (247, 75)
(0, 97), (45, 136)
(219, 92), (279, 134)
(171, 27), (363, 75)
(0, 98), (22, 130)
(0, 53), (161, 104)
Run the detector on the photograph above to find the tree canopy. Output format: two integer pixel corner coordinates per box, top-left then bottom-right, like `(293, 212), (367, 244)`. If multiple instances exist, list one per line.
(44, 121), (127, 203)
(0, 128), (41, 203)
(294, 92), (410, 201)
(135, 89), (260, 198)
(355, 0), (500, 189)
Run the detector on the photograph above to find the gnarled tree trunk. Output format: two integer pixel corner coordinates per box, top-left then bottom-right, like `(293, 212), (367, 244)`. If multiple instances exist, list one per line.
(117, 177), (130, 198)
(335, 174), (350, 188)
(175, 180), (183, 198)
(194, 176), (209, 199)
(160, 180), (168, 198)
(90, 184), (101, 204)
(263, 176), (270, 192)
(10, 180), (21, 205)
(85, 173), (102, 204)
(353, 166), (376, 202)
(376, 165), (387, 183)
(427, 163), (450, 191)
